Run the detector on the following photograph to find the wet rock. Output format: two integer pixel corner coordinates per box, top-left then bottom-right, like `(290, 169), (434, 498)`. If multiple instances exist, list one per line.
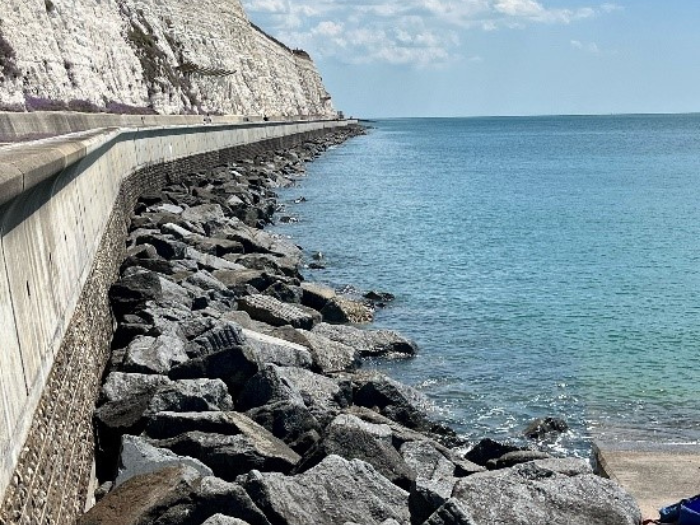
(463, 438), (522, 467)
(296, 414), (415, 490)
(312, 323), (418, 358)
(449, 458), (641, 525)
(239, 455), (410, 525)
(153, 430), (299, 481)
(238, 294), (319, 330)
(121, 334), (188, 375)
(115, 435), (213, 487)
(353, 372), (432, 430)
(242, 329), (313, 369)
(169, 346), (261, 399)
(486, 450), (552, 470)
(320, 296), (374, 324)
(523, 417), (569, 440)
(295, 329), (360, 373)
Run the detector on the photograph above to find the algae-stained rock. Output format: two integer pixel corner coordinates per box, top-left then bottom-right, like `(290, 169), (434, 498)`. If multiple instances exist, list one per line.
(523, 416), (569, 440)
(297, 414), (415, 490)
(300, 282), (337, 310)
(115, 435), (213, 487)
(153, 430), (299, 481)
(239, 455), (411, 525)
(296, 329), (360, 373)
(238, 294), (319, 329)
(450, 459), (641, 525)
(320, 296), (374, 324)
(242, 329), (314, 369)
(312, 322), (418, 357)
(77, 465), (200, 525)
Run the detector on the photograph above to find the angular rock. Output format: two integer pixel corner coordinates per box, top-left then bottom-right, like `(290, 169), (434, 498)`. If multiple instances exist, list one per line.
(242, 329), (313, 369)
(147, 378), (235, 415)
(115, 435), (213, 487)
(238, 294), (319, 330)
(353, 372), (432, 430)
(186, 247), (245, 272)
(463, 438), (522, 467)
(300, 282), (336, 310)
(182, 204), (226, 225)
(239, 455), (410, 525)
(523, 417), (569, 440)
(100, 372), (170, 404)
(320, 296), (374, 324)
(187, 321), (247, 358)
(236, 253), (301, 278)
(245, 401), (322, 450)
(77, 465), (200, 525)
(297, 414), (414, 489)
(213, 269), (273, 291)
(411, 477), (460, 525)
(183, 270), (230, 294)
(423, 499), (477, 525)
(486, 450), (552, 470)
(263, 281), (303, 304)
(153, 430), (299, 481)
(312, 323), (418, 358)
(202, 515), (251, 525)
(401, 440), (456, 481)
(450, 459), (641, 525)
(169, 347), (261, 400)
(192, 476), (271, 525)
(121, 334), (188, 375)
(238, 365), (351, 425)
(296, 329), (360, 373)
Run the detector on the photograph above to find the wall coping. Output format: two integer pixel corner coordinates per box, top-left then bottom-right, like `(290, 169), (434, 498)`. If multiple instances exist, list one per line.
(0, 118), (353, 208)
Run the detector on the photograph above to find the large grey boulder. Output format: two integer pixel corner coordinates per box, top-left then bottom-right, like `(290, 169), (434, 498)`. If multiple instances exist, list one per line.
(115, 435), (213, 487)
(146, 378), (235, 414)
(77, 465), (201, 525)
(121, 334), (188, 375)
(300, 282), (336, 311)
(186, 321), (247, 359)
(449, 458), (641, 525)
(169, 346), (261, 399)
(182, 203), (226, 225)
(212, 269), (273, 291)
(110, 271), (192, 318)
(238, 295), (319, 330)
(296, 414), (415, 489)
(193, 476), (271, 525)
(353, 372), (432, 430)
(153, 431), (299, 481)
(186, 247), (245, 272)
(238, 365), (351, 425)
(423, 499), (477, 525)
(239, 455), (410, 525)
(245, 401), (322, 452)
(296, 329), (360, 373)
(202, 515), (251, 525)
(100, 372), (170, 404)
(242, 329), (313, 369)
(144, 411), (300, 471)
(312, 323), (418, 358)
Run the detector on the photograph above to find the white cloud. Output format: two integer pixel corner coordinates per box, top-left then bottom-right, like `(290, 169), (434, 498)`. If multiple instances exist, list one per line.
(242, 0), (621, 66)
(571, 39), (600, 53)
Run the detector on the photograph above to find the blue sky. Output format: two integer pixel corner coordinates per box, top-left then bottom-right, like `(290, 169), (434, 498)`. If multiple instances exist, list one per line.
(242, 0), (700, 117)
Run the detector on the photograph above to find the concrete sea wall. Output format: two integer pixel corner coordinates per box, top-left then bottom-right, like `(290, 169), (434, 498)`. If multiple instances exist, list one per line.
(0, 118), (353, 524)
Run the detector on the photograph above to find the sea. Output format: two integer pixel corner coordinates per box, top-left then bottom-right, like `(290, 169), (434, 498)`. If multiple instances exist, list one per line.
(272, 114), (700, 457)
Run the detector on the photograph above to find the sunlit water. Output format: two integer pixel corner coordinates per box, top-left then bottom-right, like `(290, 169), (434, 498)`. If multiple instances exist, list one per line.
(273, 115), (700, 456)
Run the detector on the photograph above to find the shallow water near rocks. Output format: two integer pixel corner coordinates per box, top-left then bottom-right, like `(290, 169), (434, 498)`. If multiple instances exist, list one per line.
(273, 115), (700, 457)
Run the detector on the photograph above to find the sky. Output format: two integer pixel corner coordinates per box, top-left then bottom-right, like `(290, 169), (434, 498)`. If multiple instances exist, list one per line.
(241, 0), (700, 118)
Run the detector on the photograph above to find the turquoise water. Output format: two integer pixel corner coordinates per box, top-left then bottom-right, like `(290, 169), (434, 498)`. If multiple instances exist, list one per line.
(274, 115), (700, 455)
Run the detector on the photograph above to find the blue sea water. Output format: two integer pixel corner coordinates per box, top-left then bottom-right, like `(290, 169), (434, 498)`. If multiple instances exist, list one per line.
(273, 115), (700, 456)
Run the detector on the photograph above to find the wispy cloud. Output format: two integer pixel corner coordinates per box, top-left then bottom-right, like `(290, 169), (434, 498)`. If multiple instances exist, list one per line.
(242, 0), (622, 66)
(571, 39), (600, 53)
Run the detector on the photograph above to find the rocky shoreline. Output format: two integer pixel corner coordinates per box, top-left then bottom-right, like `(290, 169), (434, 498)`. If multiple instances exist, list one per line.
(78, 126), (641, 525)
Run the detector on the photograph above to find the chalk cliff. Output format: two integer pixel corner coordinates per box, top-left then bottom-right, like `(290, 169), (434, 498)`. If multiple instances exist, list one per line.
(0, 0), (335, 117)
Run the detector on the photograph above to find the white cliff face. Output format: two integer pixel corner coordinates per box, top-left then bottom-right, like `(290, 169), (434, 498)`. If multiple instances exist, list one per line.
(0, 0), (336, 117)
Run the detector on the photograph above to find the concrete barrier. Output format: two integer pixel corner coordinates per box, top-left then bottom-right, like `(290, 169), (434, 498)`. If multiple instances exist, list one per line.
(0, 118), (354, 523)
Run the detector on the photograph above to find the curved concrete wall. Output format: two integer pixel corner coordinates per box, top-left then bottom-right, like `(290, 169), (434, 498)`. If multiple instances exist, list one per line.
(0, 119), (353, 521)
